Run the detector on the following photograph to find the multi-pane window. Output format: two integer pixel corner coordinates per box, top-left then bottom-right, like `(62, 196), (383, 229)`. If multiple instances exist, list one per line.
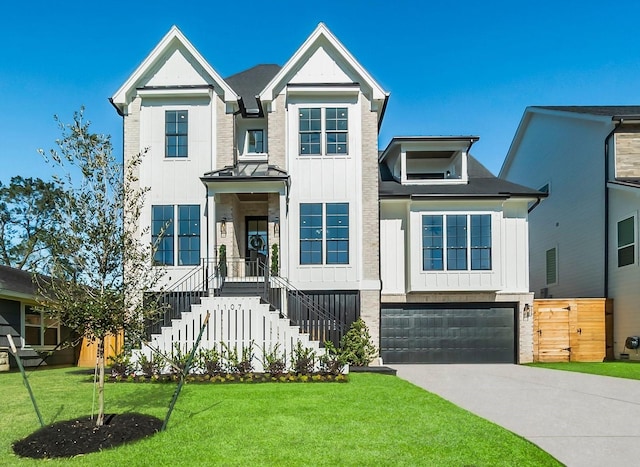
(546, 247), (557, 285)
(326, 203), (349, 264)
(299, 108), (321, 155)
(422, 214), (492, 271)
(299, 107), (348, 156)
(247, 129), (264, 153)
(152, 205), (200, 266)
(618, 216), (635, 267)
(422, 215), (443, 270)
(471, 214), (492, 270)
(178, 205), (200, 266)
(300, 203), (323, 264)
(24, 305), (59, 347)
(300, 203), (349, 265)
(165, 110), (188, 157)
(152, 205), (174, 266)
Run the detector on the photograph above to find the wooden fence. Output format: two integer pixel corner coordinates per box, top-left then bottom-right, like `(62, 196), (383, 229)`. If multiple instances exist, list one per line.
(533, 299), (613, 362)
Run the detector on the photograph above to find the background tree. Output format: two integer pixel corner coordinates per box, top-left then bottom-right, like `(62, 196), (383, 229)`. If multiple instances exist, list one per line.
(37, 109), (165, 426)
(0, 176), (65, 272)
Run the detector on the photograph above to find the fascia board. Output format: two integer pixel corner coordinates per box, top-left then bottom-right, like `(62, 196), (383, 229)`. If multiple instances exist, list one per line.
(111, 26), (237, 111)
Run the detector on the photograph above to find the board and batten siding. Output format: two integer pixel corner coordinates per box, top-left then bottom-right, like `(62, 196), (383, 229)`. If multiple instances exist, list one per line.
(502, 111), (614, 298)
(608, 186), (640, 357)
(380, 201), (406, 294)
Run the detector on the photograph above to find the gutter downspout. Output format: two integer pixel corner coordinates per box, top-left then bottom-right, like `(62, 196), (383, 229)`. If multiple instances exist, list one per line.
(604, 119), (622, 298)
(527, 197), (542, 214)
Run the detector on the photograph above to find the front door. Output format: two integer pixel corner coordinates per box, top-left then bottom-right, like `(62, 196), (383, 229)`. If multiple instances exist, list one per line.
(246, 217), (268, 275)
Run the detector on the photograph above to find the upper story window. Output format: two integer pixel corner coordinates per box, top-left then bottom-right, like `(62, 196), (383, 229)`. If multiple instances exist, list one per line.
(422, 214), (491, 271)
(24, 305), (59, 347)
(165, 110), (188, 158)
(618, 216), (635, 267)
(247, 129), (264, 154)
(299, 107), (348, 156)
(152, 204), (201, 266)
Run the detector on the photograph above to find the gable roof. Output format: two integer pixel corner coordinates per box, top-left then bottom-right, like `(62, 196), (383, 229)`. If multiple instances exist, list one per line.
(111, 26), (238, 114)
(226, 64), (281, 111)
(0, 265), (36, 298)
(380, 155), (545, 199)
(258, 23), (388, 103)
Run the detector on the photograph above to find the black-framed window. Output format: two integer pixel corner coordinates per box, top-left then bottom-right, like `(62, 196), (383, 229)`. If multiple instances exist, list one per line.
(326, 203), (349, 264)
(152, 205), (174, 266)
(300, 203), (349, 265)
(24, 305), (59, 347)
(422, 215), (443, 270)
(300, 203), (323, 264)
(247, 129), (264, 153)
(618, 216), (635, 267)
(299, 107), (348, 156)
(422, 214), (492, 271)
(178, 205), (200, 266)
(165, 110), (188, 157)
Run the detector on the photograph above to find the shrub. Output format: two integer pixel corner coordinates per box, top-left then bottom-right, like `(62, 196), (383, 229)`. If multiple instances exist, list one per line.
(222, 341), (254, 375)
(262, 343), (287, 376)
(199, 347), (224, 376)
(291, 340), (316, 375)
(108, 350), (134, 377)
(319, 341), (348, 375)
(340, 318), (377, 366)
(137, 353), (161, 377)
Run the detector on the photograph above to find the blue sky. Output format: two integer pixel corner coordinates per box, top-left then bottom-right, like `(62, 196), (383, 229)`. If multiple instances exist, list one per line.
(2, 0), (640, 185)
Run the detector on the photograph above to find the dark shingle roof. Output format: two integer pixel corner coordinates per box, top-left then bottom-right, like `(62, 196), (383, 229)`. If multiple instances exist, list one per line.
(202, 162), (288, 180)
(0, 265), (36, 297)
(379, 155), (545, 198)
(534, 106), (640, 117)
(225, 65), (281, 109)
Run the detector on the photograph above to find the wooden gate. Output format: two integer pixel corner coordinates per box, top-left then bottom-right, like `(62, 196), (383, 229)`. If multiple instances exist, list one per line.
(533, 299), (613, 362)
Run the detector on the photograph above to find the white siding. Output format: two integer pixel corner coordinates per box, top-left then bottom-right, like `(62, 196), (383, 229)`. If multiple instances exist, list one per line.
(608, 186), (640, 355)
(380, 202), (406, 294)
(502, 112), (613, 298)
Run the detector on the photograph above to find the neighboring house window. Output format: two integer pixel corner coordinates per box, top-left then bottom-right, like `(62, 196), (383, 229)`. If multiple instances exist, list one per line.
(152, 205), (174, 266)
(300, 203), (349, 265)
(24, 305), (59, 347)
(299, 107), (348, 156)
(247, 129), (264, 153)
(300, 203), (323, 264)
(178, 205), (200, 266)
(546, 247), (557, 285)
(421, 214), (492, 271)
(618, 216), (635, 267)
(165, 110), (188, 157)
(326, 203), (349, 264)
(422, 215), (443, 270)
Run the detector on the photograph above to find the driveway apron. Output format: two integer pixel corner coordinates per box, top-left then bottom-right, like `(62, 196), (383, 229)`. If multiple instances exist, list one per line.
(392, 364), (640, 466)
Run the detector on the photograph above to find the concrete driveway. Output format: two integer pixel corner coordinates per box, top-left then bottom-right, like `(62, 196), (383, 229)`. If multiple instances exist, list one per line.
(392, 364), (640, 467)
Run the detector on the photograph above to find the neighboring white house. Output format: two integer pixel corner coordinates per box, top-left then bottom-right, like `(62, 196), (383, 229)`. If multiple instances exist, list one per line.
(111, 24), (543, 364)
(500, 106), (640, 359)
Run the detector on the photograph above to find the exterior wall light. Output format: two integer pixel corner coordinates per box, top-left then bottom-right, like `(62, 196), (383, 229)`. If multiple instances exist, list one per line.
(220, 218), (227, 237)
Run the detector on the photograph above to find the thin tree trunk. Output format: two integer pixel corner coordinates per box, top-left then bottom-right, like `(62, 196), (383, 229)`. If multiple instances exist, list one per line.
(96, 337), (105, 426)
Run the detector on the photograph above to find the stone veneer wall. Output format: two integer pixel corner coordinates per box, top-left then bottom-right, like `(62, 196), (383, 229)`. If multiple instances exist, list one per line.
(216, 95), (234, 169)
(615, 125), (640, 178)
(268, 95), (286, 170)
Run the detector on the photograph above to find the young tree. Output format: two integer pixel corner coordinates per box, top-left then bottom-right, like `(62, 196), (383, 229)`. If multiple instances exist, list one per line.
(0, 176), (65, 272)
(37, 109), (165, 426)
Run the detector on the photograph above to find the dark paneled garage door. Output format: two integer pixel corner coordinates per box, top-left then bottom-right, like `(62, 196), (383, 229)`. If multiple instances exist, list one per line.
(381, 303), (517, 363)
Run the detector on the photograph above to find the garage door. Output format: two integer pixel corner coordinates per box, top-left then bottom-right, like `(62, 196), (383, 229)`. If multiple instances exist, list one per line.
(381, 303), (517, 363)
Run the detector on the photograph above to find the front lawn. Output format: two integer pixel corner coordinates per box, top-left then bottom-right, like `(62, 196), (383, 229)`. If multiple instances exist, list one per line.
(528, 361), (640, 380)
(1, 368), (559, 466)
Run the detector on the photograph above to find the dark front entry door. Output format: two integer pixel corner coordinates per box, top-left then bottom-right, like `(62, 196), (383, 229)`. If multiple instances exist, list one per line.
(246, 217), (268, 275)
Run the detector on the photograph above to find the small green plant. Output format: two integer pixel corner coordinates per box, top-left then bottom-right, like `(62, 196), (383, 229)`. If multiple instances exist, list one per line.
(199, 346), (224, 376)
(262, 343), (287, 376)
(319, 341), (348, 375)
(168, 343), (190, 375)
(291, 341), (316, 375)
(137, 352), (161, 377)
(221, 341), (254, 375)
(108, 350), (133, 377)
(270, 243), (279, 276)
(218, 244), (227, 277)
(340, 318), (377, 366)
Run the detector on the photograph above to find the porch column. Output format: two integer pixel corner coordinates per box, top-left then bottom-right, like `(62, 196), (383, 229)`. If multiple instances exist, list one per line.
(279, 187), (288, 278)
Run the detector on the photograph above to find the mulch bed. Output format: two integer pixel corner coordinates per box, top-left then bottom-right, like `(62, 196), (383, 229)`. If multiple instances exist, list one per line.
(13, 413), (162, 459)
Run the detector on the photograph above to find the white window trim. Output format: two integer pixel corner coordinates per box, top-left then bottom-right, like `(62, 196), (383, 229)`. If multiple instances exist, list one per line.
(297, 106), (350, 158)
(22, 304), (60, 350)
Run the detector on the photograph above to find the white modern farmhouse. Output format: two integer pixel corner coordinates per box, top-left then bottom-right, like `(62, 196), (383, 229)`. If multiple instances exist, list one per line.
(500, 106), (640, 359)
(110, 24), (544, 365)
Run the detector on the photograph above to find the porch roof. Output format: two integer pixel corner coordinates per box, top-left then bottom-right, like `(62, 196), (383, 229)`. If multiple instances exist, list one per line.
(201, 162), (289, 181)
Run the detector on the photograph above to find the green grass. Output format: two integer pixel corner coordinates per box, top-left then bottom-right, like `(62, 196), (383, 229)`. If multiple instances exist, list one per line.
(528, 361), (640, 380)
(1, 368), (559, 466)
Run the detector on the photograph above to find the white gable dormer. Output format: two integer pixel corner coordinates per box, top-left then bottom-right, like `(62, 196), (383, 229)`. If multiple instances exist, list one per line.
(379, 137), (478, 185)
